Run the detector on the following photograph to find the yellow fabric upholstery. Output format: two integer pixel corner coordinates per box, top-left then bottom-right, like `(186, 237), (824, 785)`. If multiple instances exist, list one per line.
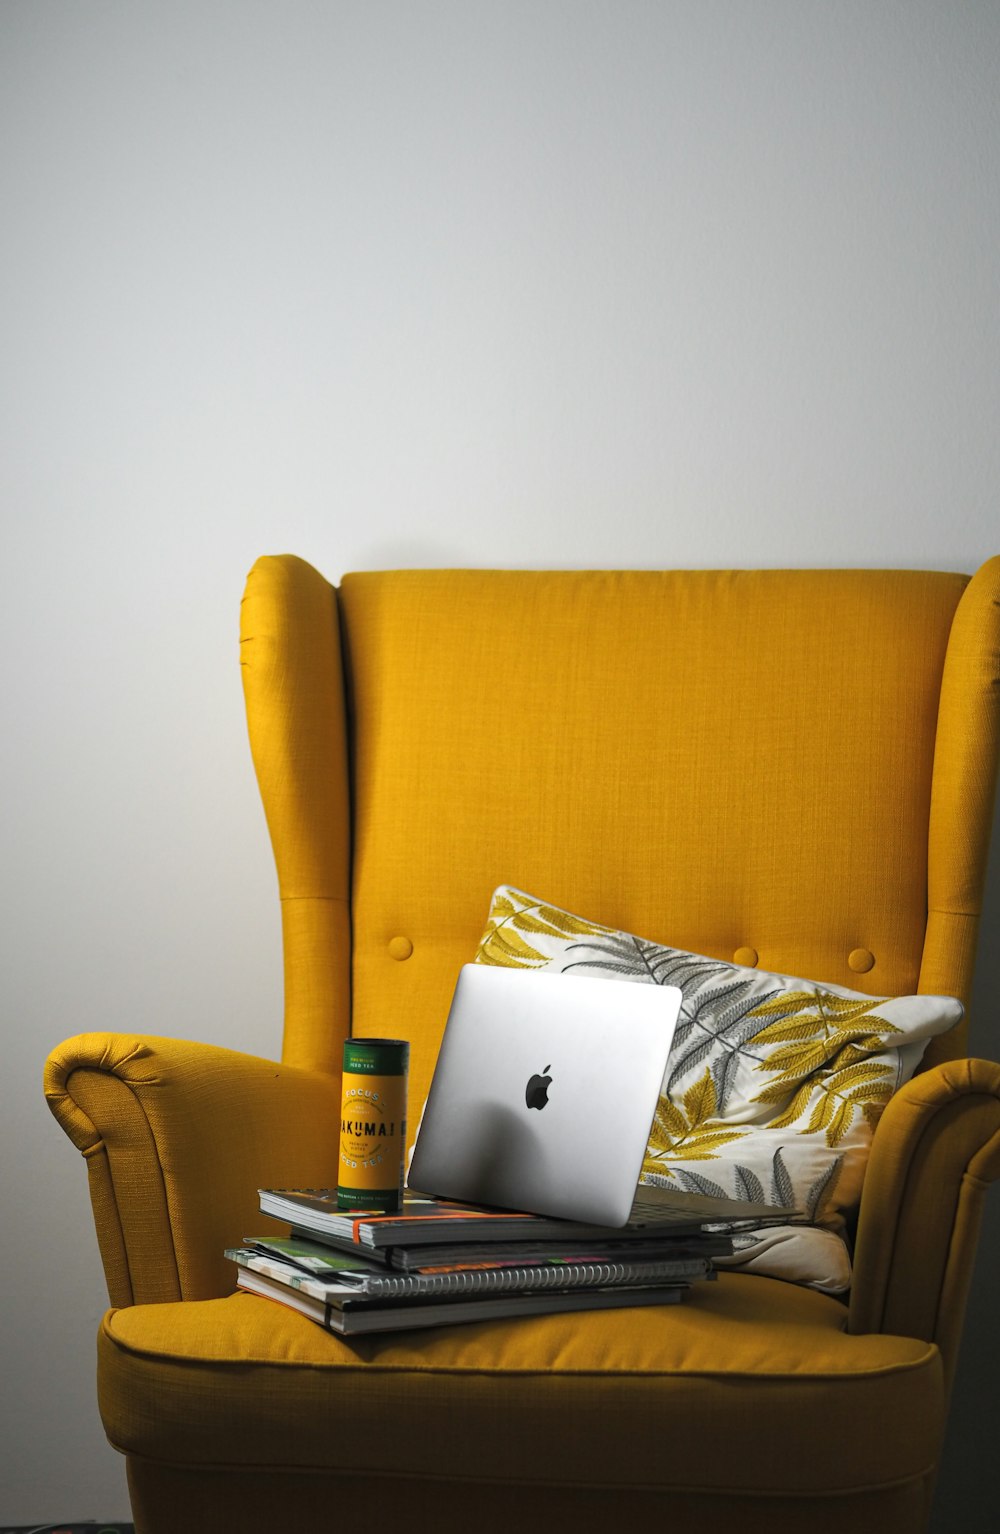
(120, 1466), (933, 1534)
(99, 1278), (939, 1492)
(240, 555), (353, 1071)
(44, 1033), (341, 1305)
(849, 1055), (1000, 1377)
(45, 556), (1000, 1534)
(922, 562), (1000, 1022)
(338, 567), (974, 1117)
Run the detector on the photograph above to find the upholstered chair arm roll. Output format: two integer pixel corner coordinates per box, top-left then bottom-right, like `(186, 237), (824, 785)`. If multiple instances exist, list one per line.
(44, 1033), (341, 1309)
(848, 1056), (1000, 1389)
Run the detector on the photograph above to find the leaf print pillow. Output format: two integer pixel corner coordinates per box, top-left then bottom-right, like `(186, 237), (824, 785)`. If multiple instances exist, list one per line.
(474, 886), (963, 1293)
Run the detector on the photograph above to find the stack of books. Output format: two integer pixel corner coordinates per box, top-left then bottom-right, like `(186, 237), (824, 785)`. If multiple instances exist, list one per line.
(224, 1186), (770, 1336)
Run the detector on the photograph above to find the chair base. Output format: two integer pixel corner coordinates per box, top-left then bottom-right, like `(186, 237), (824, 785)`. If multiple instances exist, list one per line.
(126, 1459), (935, 1534)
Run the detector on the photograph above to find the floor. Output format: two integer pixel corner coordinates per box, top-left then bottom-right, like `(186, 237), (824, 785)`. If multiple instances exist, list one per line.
(0, 1524), (135, 1533)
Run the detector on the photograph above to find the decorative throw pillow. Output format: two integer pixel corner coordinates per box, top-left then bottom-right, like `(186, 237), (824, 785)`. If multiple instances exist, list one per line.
(473, 886), (963, 1293)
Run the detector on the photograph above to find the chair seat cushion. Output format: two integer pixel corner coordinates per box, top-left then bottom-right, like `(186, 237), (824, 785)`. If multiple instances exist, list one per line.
(99, 1273), (942, 1497)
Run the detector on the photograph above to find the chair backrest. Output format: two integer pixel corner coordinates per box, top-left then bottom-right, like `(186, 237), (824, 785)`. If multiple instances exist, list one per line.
(241, 558), (1000, 1122)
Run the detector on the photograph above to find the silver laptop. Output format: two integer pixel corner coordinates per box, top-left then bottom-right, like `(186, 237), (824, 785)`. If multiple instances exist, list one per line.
(407, 964), (682, 1227)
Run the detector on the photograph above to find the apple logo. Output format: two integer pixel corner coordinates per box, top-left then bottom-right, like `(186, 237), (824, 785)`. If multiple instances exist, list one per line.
(525, 1064), (552, 1110)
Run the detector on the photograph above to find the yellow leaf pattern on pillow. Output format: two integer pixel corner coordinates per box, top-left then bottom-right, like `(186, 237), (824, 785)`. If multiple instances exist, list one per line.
(475, 897), (611, 968)
(642, 1068), (749, 1177)
(472, 885), (963, 1291)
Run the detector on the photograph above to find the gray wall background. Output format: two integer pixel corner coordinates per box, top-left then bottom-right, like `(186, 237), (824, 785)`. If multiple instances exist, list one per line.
(1, 2), (997, 1525)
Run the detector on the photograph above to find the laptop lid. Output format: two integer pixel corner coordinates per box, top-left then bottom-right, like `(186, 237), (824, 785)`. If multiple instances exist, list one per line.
(407, 964), (682, 1228)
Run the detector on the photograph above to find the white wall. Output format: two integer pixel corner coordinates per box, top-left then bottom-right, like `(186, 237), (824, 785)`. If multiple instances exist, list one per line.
(2, 2), (997, 1524)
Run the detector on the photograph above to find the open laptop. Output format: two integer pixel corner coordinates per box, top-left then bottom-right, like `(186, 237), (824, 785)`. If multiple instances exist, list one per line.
(407, 964), (682, 1228)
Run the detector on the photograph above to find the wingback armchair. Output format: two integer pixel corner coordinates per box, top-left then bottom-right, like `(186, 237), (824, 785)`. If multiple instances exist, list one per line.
(45, 556), (1000, 1534)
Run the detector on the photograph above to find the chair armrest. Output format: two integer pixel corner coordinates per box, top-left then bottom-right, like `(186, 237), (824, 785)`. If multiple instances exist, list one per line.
(848, 1056), (1000, 1390)
(44, 1032), (341, 1308)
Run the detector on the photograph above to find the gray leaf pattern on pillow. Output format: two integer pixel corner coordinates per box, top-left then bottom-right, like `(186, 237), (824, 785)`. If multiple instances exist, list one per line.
(473, 886), (963, 1291)
(562, 933), (781, 1111)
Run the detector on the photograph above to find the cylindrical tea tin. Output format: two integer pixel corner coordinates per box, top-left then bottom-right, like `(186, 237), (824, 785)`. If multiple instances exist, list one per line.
(337, 1037), (410, 1212)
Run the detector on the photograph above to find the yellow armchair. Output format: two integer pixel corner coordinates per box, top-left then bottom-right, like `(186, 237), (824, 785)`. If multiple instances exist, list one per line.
(45, 556), (1000, 1534)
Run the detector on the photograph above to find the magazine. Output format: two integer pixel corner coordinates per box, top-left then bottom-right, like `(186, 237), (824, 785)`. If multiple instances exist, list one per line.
(229, 1240), (714, 1299)
(249, 1230), (734, 1275)
(259, 1185), (793, 1254)
(231, 1260), (688, 1336)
